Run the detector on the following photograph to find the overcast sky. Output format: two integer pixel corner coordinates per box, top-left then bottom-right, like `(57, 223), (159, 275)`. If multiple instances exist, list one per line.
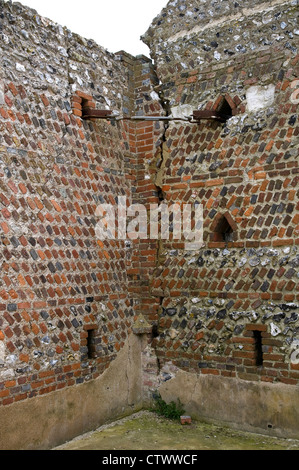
(15, 0), (168, 56)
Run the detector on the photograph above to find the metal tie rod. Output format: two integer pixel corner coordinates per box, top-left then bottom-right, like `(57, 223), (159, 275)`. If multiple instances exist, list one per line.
(114, 115), (192, 122)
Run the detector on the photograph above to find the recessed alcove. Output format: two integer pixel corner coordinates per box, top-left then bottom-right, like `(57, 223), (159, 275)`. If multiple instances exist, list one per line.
(253, 330), (264, 367)
(213, 94), (239, 120)
(216, 96), (233, 120)
(210, 212), (237, 243)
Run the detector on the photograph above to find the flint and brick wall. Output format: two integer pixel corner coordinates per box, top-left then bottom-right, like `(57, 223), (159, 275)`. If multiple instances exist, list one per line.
(0, 0), (143, 407)
(141, 0), (299, 387)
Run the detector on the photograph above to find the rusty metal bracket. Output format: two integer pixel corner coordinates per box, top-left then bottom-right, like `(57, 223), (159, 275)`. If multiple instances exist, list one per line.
(82, 108), (114, 119)
(118, 115), (192, 122)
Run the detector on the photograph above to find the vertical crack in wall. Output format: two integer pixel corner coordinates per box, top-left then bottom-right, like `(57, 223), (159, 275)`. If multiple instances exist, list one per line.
(154, 93), (171, 205)
(126, 337), (132, 406)
(151, 88), (172, 344)
(154, 91), (172, 271)
(152, 295), (165, 359)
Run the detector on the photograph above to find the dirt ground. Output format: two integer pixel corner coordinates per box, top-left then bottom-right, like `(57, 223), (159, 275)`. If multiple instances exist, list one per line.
(54, 411), (299, 451)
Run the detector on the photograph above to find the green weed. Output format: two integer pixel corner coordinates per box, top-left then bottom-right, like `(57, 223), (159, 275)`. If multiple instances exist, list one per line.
(150, 392), (185, 421)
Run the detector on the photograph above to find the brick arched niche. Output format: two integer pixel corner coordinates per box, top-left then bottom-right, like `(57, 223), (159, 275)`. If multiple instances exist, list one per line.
(71, 90), (96, 118)
(212, 94), (239, 118)
(210, 211), (238, 243)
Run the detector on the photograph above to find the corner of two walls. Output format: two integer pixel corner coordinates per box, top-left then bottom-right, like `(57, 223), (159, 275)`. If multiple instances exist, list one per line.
(136, 0), (299, 439)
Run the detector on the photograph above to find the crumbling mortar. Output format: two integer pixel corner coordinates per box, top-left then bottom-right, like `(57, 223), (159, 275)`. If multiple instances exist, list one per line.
(154, 296), (166, 356)
(154, 93), (171, 202)
(147, 86), (172, 290)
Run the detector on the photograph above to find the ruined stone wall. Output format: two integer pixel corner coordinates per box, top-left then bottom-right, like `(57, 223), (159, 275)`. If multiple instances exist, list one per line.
(141, 0), (299, 388)
(0, 0), (141, 408)
(0, 0), (299, 448)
